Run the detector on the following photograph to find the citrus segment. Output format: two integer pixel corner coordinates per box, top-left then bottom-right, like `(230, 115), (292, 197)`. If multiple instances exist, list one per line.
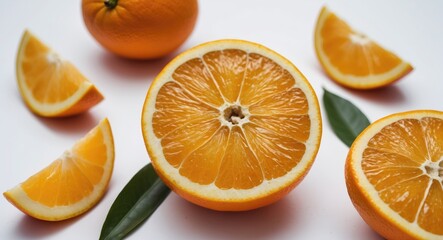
(346, 110), (443, 239)
(179, 126), (230, 185)
(240, 53), (295, 105)
(173, 58), (225, 106)
(16, 30), (103, 117)
(203, 49), (246, 103)
(142, 39), (322, 211)
(248, 115), (310, 142)
(214, 126), (263, 189)
(3, 119), (114, 221)
(314, 7), (413, 89)
(161, 119), (221, 168)
(242, 123), (306, 179)
(152, 81), (219, 138)
(248, 88), (308, 115)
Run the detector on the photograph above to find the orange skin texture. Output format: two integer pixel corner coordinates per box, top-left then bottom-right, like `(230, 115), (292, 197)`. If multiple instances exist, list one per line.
(82, 0), (198, 59)
(345, 160), (416, 240)
(17, 82), (103, 117)
(54, 86), (103, 117)
(32, 86), (103, 117)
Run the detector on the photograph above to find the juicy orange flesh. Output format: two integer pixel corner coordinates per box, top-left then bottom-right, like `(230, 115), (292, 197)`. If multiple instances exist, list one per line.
(21, 128), (107, 207)
(21, 35), (84, 103)
(152, 49), (311, 189)
(361, 117), (443, 234)
(321, 12), (402, 76)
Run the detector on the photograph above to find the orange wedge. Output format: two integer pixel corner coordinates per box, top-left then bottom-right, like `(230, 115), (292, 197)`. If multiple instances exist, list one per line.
(16, 30), (104, 117)
(3, 118), (114, 221)
(314, 7), (413, 89)
(346, 110), (443, 239)
(142, 39), (322, 211)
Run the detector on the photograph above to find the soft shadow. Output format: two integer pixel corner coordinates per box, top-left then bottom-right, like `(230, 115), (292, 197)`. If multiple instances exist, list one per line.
(36, 112), (99, 135)
(168, 194), (299, 239)
(14, 214), (80, 238)
(98, 51), (177, 81)
(310, 58), (325, 74)
(351, 221), (384, 240)
(345, 85), (406, 105)
(14, 182), (113, 239)
(311, 60), (406, 105)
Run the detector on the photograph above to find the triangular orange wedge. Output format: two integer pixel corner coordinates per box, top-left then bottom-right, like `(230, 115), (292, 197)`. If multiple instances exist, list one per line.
(346, 110), (443, 239)
(16, 30), (104, 117)
(3, 118), (114, 221)
(314, 7), (413, 89)
(142, 39), (322, 211)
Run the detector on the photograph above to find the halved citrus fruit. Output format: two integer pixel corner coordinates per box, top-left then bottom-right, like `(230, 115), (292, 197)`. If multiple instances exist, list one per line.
(314, 7), (413, 89)
(3, 118), (114, 221)
(346, 110), (443, 239)
(142, 39), (322, 211)
(16, 30), (104, 117)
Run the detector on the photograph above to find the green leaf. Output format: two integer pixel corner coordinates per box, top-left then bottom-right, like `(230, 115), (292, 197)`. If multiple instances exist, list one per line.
(100, 163), (170, 240)
(323, 88), (371, 147)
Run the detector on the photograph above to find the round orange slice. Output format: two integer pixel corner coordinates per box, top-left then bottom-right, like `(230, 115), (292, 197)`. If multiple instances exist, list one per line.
(314, 6), (413, 89)
(16, 30), (104, 117)
(3, 118), (114, 221)
(346, 110), (443, 239)
(142, 39), (322, 211)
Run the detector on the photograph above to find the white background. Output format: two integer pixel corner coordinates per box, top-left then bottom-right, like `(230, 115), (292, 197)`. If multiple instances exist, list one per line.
(1, 1), (442, 239)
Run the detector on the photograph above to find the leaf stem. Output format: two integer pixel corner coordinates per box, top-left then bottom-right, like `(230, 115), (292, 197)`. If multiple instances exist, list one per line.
(104, 0), (118, 10)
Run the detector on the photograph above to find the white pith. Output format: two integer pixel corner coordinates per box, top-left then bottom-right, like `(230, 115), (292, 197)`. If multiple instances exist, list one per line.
(142, 40), (322, 201)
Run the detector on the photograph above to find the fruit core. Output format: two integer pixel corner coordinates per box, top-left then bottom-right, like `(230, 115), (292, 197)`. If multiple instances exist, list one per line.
(222, 105), (248, 125)
(422, 159), (443, 181)
(46, 52), (62, 66)
(349, 32), (370, 45)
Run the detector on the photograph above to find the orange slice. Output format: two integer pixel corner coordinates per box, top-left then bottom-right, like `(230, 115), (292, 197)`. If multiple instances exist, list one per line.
(3, 118), (114, 221)
(142, 39), (322, 211)
(314, 7), (413, 89)
(16, 30), (104, 117)
(346, 110), (443, 239)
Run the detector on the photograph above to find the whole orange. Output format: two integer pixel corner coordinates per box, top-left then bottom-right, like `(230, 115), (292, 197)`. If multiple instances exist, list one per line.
(81, 0), (198, 59)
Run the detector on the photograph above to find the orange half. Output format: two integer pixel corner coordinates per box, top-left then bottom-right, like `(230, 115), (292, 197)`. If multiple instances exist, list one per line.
(346, 110), (443, 239)
(142, 39), (322, 211)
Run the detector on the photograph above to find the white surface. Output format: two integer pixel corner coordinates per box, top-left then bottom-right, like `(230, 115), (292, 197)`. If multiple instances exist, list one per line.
(1, 1), (442, 239)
